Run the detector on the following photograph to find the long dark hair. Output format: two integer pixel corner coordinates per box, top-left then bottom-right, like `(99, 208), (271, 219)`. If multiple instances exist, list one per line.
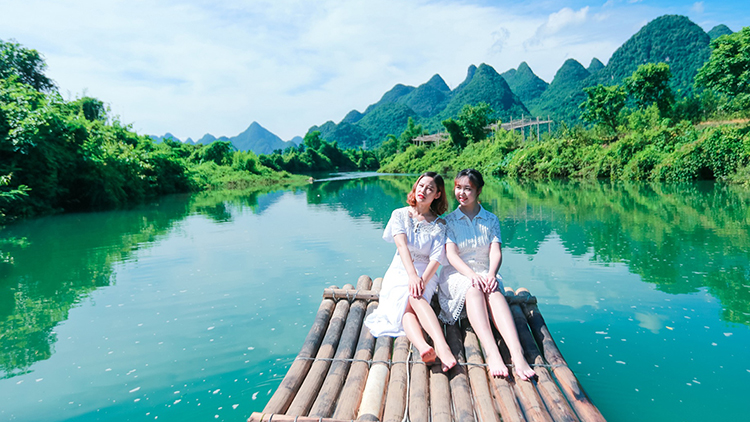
(407, 172), (448, 215)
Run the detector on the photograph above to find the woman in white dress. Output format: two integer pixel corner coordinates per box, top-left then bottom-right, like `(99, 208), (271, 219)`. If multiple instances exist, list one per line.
(438, 169), (536, 380)
(364, 172), (457, 372)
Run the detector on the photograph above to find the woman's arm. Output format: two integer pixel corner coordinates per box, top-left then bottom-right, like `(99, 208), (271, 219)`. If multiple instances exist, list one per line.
(393, 233), (424, 297)
(484, 242), (503, 293)
(446, 243), (484, 288)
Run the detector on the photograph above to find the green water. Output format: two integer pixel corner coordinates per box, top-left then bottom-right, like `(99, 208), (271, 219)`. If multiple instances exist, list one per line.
(1, 174), (748, 421)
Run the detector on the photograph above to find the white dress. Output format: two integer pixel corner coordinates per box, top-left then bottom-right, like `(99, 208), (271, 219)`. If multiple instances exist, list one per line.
(364, 207), (447, 337)
(438, 205), (503, 324)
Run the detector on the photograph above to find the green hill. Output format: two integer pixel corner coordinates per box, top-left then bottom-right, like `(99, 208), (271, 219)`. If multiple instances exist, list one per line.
(529, 58), (591, 122)
(593, 14), (711, 96)
(311, 63), (527, 148)
(708, 24), (733, 40)
(401, 74), (451, 118)
(587, 58), (605, 73)
(308, 14), (727, 144)
(435, 63), (528, 124)
(501, 61), (549, 108)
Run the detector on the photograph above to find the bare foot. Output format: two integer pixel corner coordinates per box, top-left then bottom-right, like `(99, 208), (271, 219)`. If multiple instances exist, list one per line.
(435, 344), (457, 372)
(419, 346), (436, 364)
(485, 352), (509, 378)
(513, 358), (536, 381)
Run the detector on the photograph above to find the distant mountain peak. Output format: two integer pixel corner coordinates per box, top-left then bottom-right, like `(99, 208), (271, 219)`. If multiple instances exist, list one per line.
(550, 59), (589, 87)
(424, 74), (450, 92)
(708, 24), (733, 41)
(587, 58), (605, 73)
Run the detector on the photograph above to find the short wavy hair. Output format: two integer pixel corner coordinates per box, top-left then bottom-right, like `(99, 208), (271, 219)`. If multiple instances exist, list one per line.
(406, 171), (448, 215)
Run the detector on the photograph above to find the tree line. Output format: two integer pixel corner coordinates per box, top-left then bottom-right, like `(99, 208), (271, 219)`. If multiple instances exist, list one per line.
(0, 39), (377, 224)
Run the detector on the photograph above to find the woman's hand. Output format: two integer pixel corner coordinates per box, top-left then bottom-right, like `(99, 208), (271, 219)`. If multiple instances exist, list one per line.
(483, 274), (498, 293)
(409, 274), (424, 298)
(469, 272), (484, 290)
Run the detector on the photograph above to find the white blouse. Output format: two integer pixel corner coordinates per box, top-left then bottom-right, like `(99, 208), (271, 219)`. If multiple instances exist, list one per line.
(383, 207), (446, 267)
(444, 205), (502, 271)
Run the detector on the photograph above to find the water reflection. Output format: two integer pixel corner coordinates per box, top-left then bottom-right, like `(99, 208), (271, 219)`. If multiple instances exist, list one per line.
(0, 185), (292, 378)
(1, 175), (748, 385)
(306, 176), (750, 325)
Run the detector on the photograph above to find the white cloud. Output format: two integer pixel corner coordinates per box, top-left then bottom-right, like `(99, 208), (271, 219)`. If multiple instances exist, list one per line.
(692, 2), (705, 14)
(1, 1), (745, 141)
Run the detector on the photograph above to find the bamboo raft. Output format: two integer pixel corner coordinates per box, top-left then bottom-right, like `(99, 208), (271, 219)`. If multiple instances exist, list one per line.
(249, 275), (605, 422)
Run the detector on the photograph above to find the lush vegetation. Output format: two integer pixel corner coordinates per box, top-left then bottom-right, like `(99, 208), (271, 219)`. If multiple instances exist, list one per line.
(257, 131), (379, 174)
(0, 39), (318, 224)
(377, 26), (750, 185)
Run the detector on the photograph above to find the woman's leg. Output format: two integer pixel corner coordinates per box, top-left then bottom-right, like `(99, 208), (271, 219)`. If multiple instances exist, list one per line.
(486, 291), (536, 380)
(401, 303), (436, 363)
(408, 296), (457, 372)
(465, 286), (508, 377)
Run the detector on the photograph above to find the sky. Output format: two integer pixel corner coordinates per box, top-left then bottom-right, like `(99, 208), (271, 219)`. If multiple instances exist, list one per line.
(0, 1), (747, 141)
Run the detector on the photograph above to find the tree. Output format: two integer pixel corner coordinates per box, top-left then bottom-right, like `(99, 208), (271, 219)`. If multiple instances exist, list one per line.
(442, 102), (494, 150)
(398, 117), (425, 151)
(457, 102), (494, 143)
(442, 118), (467, 149)
(695, 27), (750, 103)
(624, 62), (674, 116)
(201, 140), (234, 166)
(303, 130), (322, 150)
(580, 84), (626, 135)
(0, 39), (56, 92)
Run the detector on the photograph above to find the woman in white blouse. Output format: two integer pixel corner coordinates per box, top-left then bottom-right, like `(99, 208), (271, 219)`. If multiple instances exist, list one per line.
(365, 172), (457, 372)
(438, 169), (535, 380)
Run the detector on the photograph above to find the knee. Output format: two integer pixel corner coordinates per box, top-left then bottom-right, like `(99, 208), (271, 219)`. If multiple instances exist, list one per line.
(465, 286), (484, 301)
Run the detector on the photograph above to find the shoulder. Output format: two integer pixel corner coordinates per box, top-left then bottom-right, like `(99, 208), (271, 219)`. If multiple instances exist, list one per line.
(443, 209), (461, 224)
(391, 207), (410, 218)
(436, 217), (446, 226)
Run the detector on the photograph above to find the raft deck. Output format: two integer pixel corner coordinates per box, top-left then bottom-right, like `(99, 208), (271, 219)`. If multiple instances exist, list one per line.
(249, 275), (605, 422)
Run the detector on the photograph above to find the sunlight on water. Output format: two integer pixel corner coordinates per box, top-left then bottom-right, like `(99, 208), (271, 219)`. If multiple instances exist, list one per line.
(1, 176), (749, 421)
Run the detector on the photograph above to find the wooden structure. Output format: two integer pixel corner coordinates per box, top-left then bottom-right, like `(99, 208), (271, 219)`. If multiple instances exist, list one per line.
(249, 275), (605, 422)
(411, 133), (449, 147)
(492, 116), (553, 142)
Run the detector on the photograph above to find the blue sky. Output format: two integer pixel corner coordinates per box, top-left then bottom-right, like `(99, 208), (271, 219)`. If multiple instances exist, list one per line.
(0, 1), (746, 141)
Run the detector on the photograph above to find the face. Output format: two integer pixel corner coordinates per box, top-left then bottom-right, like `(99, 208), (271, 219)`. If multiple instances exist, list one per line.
(415, 176), (440, 204)
(454, 176), (479, 207)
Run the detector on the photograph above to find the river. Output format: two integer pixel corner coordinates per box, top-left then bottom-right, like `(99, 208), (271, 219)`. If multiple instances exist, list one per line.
(1, 173), (748, 421)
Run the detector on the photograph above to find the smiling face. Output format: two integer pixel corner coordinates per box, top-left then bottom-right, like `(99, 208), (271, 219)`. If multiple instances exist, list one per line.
(454, 175), (480, 208)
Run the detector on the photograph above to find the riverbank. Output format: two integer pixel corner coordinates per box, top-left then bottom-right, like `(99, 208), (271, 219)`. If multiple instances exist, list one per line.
(379, 115), (750, 185)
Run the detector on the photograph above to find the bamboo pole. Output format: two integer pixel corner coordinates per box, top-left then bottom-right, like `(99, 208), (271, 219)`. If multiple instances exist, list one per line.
(445, 323), (474, 422)
(409, 345), (429, 422)
(358, 334), (395, 421)
(488, 369), (525, 422)
(249, 414), (359, 422)
(507, 290), (577, 422)
(429, 349), (452, 422)
(498, 289), (553, 422)
(333, 301), (378, 420)
(517, 289), (606, 422)
(483, 305), (524, 422)
(323, 288), (379, 302)
(310, 276), (373, 418)
(464, 328), (501, 422)
(335, 276), (381, 413)
(286, 284), (354, 416)
(380, 336), (409, 422)
(263, 286), (338, 414)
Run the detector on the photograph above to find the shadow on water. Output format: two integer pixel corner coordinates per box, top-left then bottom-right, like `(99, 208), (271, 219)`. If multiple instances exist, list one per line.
(1, 175), (749, 379)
